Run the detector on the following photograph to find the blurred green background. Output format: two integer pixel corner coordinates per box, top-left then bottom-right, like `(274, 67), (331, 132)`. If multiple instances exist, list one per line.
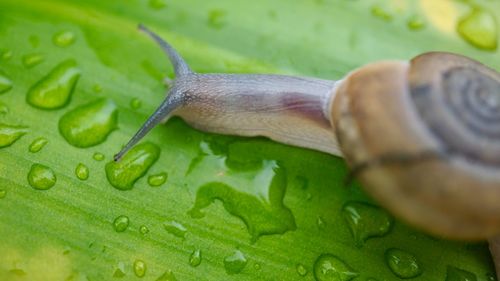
(0, 0), (499, 280)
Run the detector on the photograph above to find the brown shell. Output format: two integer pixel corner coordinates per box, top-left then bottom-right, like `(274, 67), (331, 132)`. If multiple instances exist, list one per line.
(331, 53), (500, 240)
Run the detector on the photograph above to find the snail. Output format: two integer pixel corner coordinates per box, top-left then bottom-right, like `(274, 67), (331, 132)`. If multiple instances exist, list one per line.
(115, 25), (500, 275)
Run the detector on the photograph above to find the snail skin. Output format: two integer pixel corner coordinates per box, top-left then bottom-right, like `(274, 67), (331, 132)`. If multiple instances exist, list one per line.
(116, 25), (500, 275)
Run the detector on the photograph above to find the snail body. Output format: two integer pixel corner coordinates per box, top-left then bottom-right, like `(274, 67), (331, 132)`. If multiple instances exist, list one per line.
(116, 25), (500, 273)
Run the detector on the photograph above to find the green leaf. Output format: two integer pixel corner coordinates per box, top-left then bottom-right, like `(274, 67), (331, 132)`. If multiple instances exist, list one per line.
(0, 0), (498, 280)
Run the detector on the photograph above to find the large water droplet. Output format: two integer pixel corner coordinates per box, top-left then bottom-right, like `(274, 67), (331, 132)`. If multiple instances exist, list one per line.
(457, 8), (498, 51)
(163, 220), (187, 238)
(385, 248), (422, 279)
(148, 172), (167, 187)
(0, 101), (9, 115)
(0, 123), (28, 148)
(446, 266), (477, 281)
(113, 261), (126, 278)
(113, 215), (130, 232)
(189, 249), (202, 267)
(0, 189), (6, 199)
(156, 270), (177, 281)
(342, 202), (393, 247)
(133, 260), (147, 278)
(22, 53), (44, 69)
(0, 71), (13, 94)
(105, 142), (160, 190)
(28, 163), (56, 190)
(187, 140), (296, 242)
(26, 60), (80, 109)
(296, 264), (308, 277)
(224, 250), (247, 275)
(313, 254), (358, 281)
(149, 0), (166, 10)
(53, 31), (76, 47)
(58, 99), (118, 147)
(75, 163), (89, 180)
(29, 137), (48, 153)
(93, 152), (105, 161)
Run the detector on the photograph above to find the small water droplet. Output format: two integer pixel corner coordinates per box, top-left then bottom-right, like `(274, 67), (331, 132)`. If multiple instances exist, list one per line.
(93, 152), (105, 161)
(385, 248), (422, 279)
(113, 215), (130, 232)
(224, 250), (247, 275)
(407, 16), (425, 30)
(130, 98), (142, 110)
(148, 172), (167, 187)
(0, 101), (9, 115)
(139, 225), (150, 234)
(163, 220), (187, 238)
(313, 254), (358, 281)
(28, 35), (40, 48)
(26, 60), (80, 109)
(149, 0), (166, 10)
(457, 8), (498, 51)
(254, 263), (261, 270)
(342, 202), (393, 247)
(446, 266), (477, 281)
(371, 6), (393, 21)
(208, 10), (227, 29)
(22, 53), (44, 69)
(133, 260), (147, 278)
(59, 99), (118, 147)
(0, 189), (6, 199)
(28, 163), (56, 190)
(296, 264), (308, 276)
(189, 249), (202, 267)
(75, 163), (89, 180)
(0, 71), (13, 94)
(1, 49), (12, 61)
(29, 137), (48, 153)
(156, 270), (177, 281)
(105, 142), (160, 190)
(53, 31), (76, 47)
(0, 123), (28, 148)
(113, 261), (126, 278)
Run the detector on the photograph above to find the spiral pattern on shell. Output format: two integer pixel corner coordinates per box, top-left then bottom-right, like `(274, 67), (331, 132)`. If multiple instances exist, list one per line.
(409, 53), (500, 168)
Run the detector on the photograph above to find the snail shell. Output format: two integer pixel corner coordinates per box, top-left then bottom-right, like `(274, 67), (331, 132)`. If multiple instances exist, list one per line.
(331, 52), (500, 239)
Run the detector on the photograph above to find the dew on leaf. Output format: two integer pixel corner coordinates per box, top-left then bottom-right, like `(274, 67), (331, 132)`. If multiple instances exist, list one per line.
(296, 263), (308, 276)
(457, 8), (498, 51)
(29, 137), (48, 153)
(149, 0), (166, 10)
(224, 250), (247, 275)
(75, 163), (89, 180)
(133, 259), (147, 278)
(113, 215), (130, 232)
(148, 172), (167, 187)
(163, 220), (187, 238)
(139, 225), (149, 234)
(407, 16), (425, 30)
(156, 270), (177, 281)
(22, 53), (44, 69)
(189, 249), (202, 267)
(208, 9), (227, 29)
(130, 97), (142, 110)
(53, 31), (76, 47)
(0, 123), (28, 148)
(93, 152), (105, 161)
(385, 248), (422, 279)
(113, 261), (126, 278)
(446, 265), (477, 281)
(28, 163), (56, 190)
(313, 254), (358, 281)
(371, 5), (392, 21)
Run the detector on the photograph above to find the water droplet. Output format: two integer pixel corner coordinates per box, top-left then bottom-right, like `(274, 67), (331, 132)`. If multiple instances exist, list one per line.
(407, 16), (425, 30)
(113, 215), (129, 232)
(189, 249), (202, 267)
(457, 8), (498, 51)
(0, 123), (28, 148)
(130, 98), (142, 110)
(0, 71), (13, 94)
(1, 49), (12, 61)
(133, 260), (147, 278)
(26, 60), (80, 109)
(254, 263), (261, 270)
(0, 101), (9, 115)
(28, 163), (56, 190)
(93, 152), (105, 161)
(342, 202), (393, 247)
(105, 142), (160, 190)
(313, 254), (358, 281)
(28, 35), (40, 48)
(53, 31), (76, 47)
(22, 53), (44, 69)
(113, 261), (126, 278)
(208, 10), (227, 29)
(0, 189), (6, 199)
(59, 99), (118, 147)
(296, 264), (308, 276)
(371, 6), (393, 21)
(446, 266), (477, 281)
(75, 163), (89, 180)
(385, 248), (422, 279)
(188, 141), (296, 242)
(149, 0), (166, 10)
(224, 250), (247, 275)
(156, 270), (177, 281)
(29, 137), (48, 153)
(139, 225), (149, 234)
(148, 172), (167, 187)
(163, 220), (187, 238)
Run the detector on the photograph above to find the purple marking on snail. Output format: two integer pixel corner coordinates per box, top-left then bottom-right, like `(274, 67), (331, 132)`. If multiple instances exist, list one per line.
(116, 24), (500, 277)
